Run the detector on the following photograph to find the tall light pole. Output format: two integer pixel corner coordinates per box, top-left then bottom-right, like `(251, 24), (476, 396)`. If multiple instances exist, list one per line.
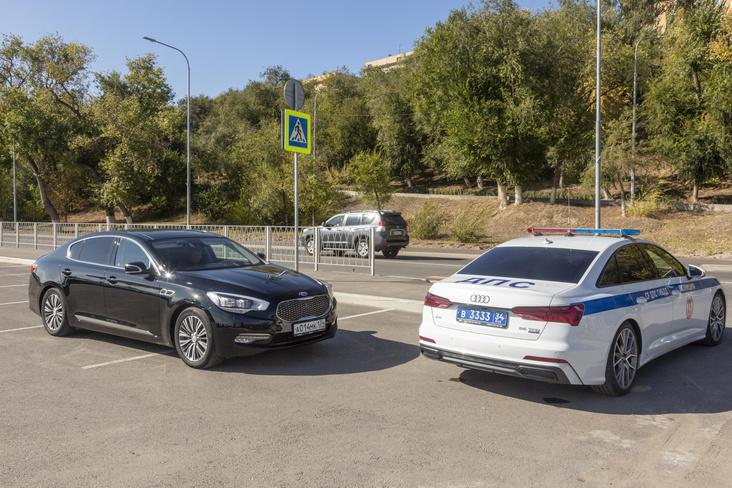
(594, 0), (602, 229)
(12, 138), (17, 222)
(143, 36), (191, 227)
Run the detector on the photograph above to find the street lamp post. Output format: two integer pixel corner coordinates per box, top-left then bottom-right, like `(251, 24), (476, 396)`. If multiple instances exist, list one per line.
(594, 0), (602, 229)
(12, 138), (17, 222)
(143, 36), (191, 227)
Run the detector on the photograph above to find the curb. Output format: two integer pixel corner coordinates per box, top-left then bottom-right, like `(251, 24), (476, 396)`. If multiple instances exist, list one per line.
(0, 257), (35, 266)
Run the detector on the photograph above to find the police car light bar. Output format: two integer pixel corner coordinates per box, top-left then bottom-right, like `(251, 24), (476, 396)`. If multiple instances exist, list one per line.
(527, 227), (641, 237)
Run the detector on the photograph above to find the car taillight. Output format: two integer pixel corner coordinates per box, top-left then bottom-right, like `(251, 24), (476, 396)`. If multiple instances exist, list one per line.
(512, 304), (584, 326)
(378, 220), (385, 227)
(30, 264), (37, 273)
(424, 292), (451, 309)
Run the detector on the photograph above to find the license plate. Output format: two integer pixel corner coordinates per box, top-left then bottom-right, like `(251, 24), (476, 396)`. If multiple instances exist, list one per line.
(391, 229), (404, 236)
(293, 318), (327, 336)
(456, 306), (509, 328)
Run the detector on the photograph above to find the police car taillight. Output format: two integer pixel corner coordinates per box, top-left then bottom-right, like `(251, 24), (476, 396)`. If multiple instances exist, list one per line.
(424, 292), (451, 309)
(512, 304), (585, 326)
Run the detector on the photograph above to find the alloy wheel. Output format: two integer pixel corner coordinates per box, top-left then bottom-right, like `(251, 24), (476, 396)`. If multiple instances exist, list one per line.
(178, 315), (209, 362)
(43, 293), (64, 332)
(357, 240), (369, 258)
(613, 328), (638, 390)
(306, 238), (314, 255)
(710, 294), (726, 342)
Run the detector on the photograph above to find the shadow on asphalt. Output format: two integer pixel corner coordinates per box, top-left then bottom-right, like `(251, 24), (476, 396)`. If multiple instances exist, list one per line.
(217, 330), (420, 376)
(457, 329), (732, 415)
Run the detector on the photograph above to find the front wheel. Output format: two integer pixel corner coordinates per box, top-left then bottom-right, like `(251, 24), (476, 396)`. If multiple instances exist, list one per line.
(701, 292), (726, 346)
(305, 237), (314, 256)
(41, 288), (74, 336)
(592, 322), (639, 396)
(174, 308), (223, 369)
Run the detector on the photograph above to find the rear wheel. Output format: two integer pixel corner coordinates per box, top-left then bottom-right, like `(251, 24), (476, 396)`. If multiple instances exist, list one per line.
(174, 308), (223, 369)
(593, 322), (639, 396)
(382, 249), (399, 258)
(356, 238), (370, 259)
(701, 292), (726, 346)
(305, 237), (314, 256)
(41, 288), (74, 337)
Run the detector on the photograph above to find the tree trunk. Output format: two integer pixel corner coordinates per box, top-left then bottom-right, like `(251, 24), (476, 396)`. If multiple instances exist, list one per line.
(602, 187), (612, 200)
(617, 176), (626, 218)
(691, 182), (699, 203)
(118, 203), (134, 224)
(558, 167), (564, 189)
(404, 177), (413, 188)
(514, 185), (523, 205)
(105, 208), (116, 226)
(463, 177), (472, 189)
(476, 175), (484, 191)
(374, 191), (382, 212)
(26, 156), (60, 222)
(549, 166), (561, 204)
(496, 180), (508, 209)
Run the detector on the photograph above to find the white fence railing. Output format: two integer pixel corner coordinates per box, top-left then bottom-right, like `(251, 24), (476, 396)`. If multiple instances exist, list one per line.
(0, 222), (375, 275)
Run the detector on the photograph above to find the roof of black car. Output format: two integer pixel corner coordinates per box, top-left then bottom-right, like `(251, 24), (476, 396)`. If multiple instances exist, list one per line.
(79, 230), (216, 241)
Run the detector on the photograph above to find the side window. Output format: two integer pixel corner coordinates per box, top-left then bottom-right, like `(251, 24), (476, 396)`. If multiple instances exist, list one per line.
(598, 255), (621, 287)
(115, 239), (151, 268)
(68, 241), (85, 260)
(78, 237), (115, 265)
(325, 215), (344, 227)
(614, 245), (657, 284)
(362, 213), (376, 225)
(641, 244), (686, 279)
(345, 214), (361, 226)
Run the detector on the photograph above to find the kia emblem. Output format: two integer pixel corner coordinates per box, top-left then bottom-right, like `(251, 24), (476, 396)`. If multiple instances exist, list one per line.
(299, 291), (308, 297)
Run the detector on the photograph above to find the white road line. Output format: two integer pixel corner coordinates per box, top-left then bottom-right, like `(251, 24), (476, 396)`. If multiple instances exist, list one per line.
(339, 308), (394, 321)
(0, 284), (25, 288)
(0, 300), (28, 306)
(0, 273), (30, 276)
(81, 353), (161, 370)
(0, 325), (42, 334)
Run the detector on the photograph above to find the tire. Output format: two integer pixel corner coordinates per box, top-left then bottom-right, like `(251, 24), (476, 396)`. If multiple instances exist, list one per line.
(592, 322), (639, 396)
(174, 308), (223, 369)
(41, 287), (74, 337)
(700, 292), (726, 346)
(305, 237), (314, 256)
(356, 238), (370, 259)
(382, 249), (399, 258)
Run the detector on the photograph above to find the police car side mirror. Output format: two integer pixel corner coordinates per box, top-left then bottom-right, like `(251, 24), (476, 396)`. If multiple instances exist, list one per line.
(687, 264), (705, 278)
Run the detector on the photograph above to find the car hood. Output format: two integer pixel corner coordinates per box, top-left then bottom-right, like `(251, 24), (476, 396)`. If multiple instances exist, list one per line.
(176, 264), (326, 301)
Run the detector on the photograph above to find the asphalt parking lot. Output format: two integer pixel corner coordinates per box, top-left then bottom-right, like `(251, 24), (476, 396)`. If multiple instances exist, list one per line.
(1, 261), (731, 488)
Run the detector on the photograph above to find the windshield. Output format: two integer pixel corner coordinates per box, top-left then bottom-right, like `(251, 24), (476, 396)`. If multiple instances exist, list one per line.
(150, 237), (262, 271)
(459, 246), (599, 284)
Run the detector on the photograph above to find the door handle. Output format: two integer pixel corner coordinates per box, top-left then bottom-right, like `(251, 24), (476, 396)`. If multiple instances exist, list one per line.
(671, 289), (681, 296)
(61, 268), (72, 276)
(107, 276), (118, 284)
(636, 296), (648, 305)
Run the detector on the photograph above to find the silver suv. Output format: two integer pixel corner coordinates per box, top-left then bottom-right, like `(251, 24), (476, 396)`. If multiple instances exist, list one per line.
(301, 210), (409, 258)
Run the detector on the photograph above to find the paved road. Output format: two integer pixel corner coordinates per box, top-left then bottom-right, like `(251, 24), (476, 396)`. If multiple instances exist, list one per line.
(1, 260), (731, 487)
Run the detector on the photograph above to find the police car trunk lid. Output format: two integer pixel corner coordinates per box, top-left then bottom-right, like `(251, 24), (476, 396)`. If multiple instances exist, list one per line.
(429, 275), (576, 341)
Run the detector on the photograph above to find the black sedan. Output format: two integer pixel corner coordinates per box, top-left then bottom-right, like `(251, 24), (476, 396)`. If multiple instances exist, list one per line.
(29, 231), (337, 368)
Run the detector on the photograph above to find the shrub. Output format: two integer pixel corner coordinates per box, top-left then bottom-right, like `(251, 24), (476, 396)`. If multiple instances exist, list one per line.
(450, 207), (485, 243)
(626, 189), (669, 218)
(410, 202), (444, 239)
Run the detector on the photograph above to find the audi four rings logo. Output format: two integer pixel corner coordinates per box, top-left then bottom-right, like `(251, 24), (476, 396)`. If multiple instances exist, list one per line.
(470, 294), (490, 304)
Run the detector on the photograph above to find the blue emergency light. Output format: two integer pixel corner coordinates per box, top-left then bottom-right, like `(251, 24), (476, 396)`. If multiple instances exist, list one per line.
(527, 227), (641, 237)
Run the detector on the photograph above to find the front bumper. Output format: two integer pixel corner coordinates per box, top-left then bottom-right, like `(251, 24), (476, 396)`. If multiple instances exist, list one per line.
(420, 344), (571, 384)
(210, 299), (338, 357)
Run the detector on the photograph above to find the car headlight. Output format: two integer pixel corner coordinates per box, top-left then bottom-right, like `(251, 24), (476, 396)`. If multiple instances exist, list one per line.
(317, 279), (334, 298)
(206, 292), (269, 314)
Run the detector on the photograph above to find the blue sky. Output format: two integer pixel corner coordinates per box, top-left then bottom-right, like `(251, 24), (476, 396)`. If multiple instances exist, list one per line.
(2, 0), (552, 99)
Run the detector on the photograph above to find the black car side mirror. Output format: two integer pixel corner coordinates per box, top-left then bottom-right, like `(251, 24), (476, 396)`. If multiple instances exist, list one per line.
(257, 252), (267, 261)
(124, 262), (148, 274)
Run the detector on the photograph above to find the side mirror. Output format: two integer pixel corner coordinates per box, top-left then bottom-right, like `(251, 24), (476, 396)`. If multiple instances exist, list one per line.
(257, 252), (267, 261)
(687, 264), (705, 278)
(124, 262), (148, 274)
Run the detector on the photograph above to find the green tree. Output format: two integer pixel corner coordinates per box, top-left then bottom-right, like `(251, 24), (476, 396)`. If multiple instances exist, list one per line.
(348, 151), (393, 210)
(646, 0), (731, 202)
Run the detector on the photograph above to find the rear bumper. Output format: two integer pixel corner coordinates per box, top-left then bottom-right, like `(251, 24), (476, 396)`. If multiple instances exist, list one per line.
(420, 344), (571, 384)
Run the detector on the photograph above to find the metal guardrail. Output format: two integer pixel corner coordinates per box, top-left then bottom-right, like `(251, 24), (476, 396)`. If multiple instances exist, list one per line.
(0, 222), (375, 275)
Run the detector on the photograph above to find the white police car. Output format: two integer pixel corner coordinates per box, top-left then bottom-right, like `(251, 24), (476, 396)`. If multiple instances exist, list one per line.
(418, 228), (726, 396)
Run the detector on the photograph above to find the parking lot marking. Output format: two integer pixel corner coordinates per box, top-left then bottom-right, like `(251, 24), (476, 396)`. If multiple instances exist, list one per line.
(339, 308), (394, 321)
(81, 353), (162, 370)
(0, 284), (26, 288)
(0, 300), (29, 306)
(0, 325), (42, 334)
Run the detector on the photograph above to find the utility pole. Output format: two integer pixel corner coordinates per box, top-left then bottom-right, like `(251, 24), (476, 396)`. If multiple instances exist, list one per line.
(594, 0), (602, 229)
(12, 138), (17, 222)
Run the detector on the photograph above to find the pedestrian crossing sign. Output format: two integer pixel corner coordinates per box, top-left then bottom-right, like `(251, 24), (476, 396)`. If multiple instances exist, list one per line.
(283, 109), (311, 154)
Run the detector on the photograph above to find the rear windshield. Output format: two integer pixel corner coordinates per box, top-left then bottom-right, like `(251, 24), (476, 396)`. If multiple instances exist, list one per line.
(382, 213), (406, 226)
(459, 246), (599, 284)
